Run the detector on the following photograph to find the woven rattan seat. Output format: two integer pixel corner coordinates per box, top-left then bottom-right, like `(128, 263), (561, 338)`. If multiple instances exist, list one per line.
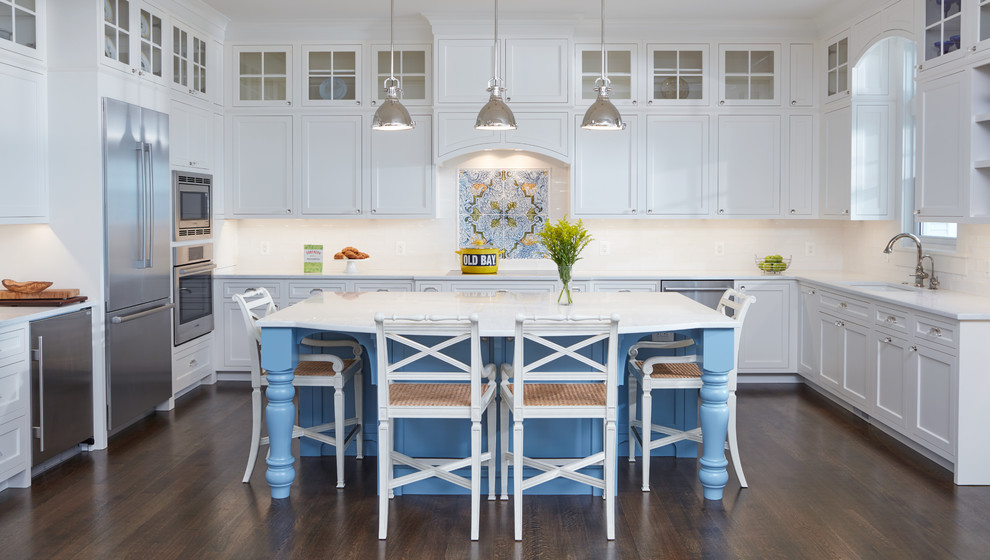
(634, 361), (703, 379)
(389, 382), (493, 407)
(506, 383), (606, 406)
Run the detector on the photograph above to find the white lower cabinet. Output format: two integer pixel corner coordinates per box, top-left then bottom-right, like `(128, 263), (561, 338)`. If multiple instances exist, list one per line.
(735, 280), (794, 372)
(797, 283), (820, 377)
(818, 311), (871, 409)
(872, 330), (910, 429)
(172, 333), (214, 395)
(910, 343), (957, 456)
(0, 324), (30, 490)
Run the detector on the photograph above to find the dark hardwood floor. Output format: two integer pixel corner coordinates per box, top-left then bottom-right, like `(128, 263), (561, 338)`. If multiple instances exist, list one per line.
(2, 382), (988, 559)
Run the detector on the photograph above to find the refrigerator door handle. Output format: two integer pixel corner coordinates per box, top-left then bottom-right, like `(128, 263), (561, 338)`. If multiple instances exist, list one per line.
(143, 142), (154, 269)
(111, 303), (175, 324)
(134, 145), (147, 269)
(31, 336), (44, 452)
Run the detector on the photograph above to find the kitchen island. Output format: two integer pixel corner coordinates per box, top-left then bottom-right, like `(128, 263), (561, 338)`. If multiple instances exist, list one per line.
(256, 290), (738, 500)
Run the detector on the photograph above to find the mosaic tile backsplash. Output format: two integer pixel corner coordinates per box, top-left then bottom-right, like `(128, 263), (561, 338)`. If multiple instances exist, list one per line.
(457, 168), (550, 259)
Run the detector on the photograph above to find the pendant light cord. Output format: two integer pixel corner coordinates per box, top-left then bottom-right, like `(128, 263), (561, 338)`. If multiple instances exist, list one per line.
(492, 0), (500, 86)
(389, 0), (396, 81)
(600, 0), (606, 81)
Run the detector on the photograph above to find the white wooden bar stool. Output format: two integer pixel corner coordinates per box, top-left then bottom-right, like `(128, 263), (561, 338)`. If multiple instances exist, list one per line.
(234, 288), (364, 488)
(499, 314), (621, 541)
(627, 288), (755, 491)
(374, 313), (497, 541)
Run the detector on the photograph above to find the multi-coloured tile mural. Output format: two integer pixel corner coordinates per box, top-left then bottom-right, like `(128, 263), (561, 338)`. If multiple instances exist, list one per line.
(457, 169), (550, 259)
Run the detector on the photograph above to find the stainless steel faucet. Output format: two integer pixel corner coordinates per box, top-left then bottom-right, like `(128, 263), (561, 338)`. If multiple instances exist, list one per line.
(883, 233), (933, 288)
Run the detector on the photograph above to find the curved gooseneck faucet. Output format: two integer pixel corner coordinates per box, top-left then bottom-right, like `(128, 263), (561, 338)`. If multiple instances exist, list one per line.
(882, 233), (931, 288)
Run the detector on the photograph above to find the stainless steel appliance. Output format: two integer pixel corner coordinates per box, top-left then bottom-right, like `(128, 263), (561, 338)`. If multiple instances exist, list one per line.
(173, 243), (215, 346)
(103, 98), (173, 433)
(173, 171), (212, 241)
(30, 309), (94, 465)
(660, 279), (735, 310)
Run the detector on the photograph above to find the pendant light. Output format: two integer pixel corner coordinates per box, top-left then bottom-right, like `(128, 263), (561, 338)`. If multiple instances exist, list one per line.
(372, 0), (415, 131)
(581, 0), (624, 130)
(475, 0), (516, 130)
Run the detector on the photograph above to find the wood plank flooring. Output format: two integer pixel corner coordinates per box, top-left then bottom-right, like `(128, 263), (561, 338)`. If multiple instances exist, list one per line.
(1, 382), (988, 559)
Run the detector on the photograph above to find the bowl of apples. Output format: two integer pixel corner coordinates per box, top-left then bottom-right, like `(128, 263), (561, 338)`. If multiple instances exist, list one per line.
(756, 254), (791, 274)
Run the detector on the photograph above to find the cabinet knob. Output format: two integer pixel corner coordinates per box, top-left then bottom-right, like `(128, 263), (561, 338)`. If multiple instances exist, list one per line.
(355, 209), (361, 214)
(647, 209), (653, 214)
(189, 358), (198, 366)
(371, 100), (377, 106)
(886, 316), (897, 324)
(506, 97), (511, 102)
(910, 345), (918, 352)
(356, 101), (361, 105)
(790, 209), (796, 214)
(648, 100), (653, 105)
(928, 327), (942, 337)
(842, 209), (849, 215)
(811, 289), (816, 295)
(882, 336), (892, 343)
(132, 68), (137, 74)
(286, 101), (292, 106)
(719, 100), (725, 105)
(718, 209), (724, 214)
(286, 209), (291, 214)
(632, 100), (637, 105)
(631, 209), (637, 214)
(840, 302), (848, 309)
(973, 45), (978, 52)
(835, 320), (845, 327)
(791, 100), (797, 105)
(371, 209), (377, 213)
(189, 89), (195, 95)
(915, 209), (922, 215)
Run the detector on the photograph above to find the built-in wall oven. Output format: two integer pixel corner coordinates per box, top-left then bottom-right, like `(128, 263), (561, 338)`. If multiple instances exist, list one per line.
(173, 171), (212, 241)
(173, 243), (215, 346)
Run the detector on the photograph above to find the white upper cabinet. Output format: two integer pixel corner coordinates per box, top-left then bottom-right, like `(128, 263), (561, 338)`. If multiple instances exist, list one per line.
(644, 115), (709, 216)
(916, 71), (968, 219)
(922, 0), (964, 65)
(301, 115), (363, 215)
(825, 35), (850, 102)
(370, 115), (434, 216)
(233, 45), (292, 106)
(170, 99), (212, 171)
(436, 38), (495, 104)
(647, 44), (708, 106)
(981, 0), (990, 48)
(371, 44), (431, 106)
(230, 115), (293, 216)
(301, 44), (362, 107)
(717, 44), (779, 106)
(436, 38), (567, 104)
(786, 115), (816, 216)
(504, 38), (568, 103)
(171, 20), (211, 102)
(576, 43), (637, 106)
(573, 113), (638, 216)
(788, 43), (814, 107)
(716, 115), (781, 216)
(0, 64), (46, 223)
(822, 105), (853, 217)
(0, 0), (41, 58)
(103, 0), (167, 84)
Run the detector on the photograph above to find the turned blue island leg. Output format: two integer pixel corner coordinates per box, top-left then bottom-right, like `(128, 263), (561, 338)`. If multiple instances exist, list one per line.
(261, 327), (300, 499)
(699, 328), (734, 501)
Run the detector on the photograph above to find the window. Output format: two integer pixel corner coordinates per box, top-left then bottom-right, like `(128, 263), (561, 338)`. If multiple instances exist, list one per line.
(919, 222), (958, 250)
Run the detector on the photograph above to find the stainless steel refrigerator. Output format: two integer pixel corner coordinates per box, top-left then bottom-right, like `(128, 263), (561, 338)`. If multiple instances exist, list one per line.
(103, 98), (173, 433)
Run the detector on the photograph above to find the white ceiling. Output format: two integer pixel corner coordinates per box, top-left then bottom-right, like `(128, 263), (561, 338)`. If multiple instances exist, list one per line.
(200, 0), (838, 24)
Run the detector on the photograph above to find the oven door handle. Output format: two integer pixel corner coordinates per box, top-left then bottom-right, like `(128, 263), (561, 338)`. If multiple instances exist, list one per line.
(177, 262), (217, 277)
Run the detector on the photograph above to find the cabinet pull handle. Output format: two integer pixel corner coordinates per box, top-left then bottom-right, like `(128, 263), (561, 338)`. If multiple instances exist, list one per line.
(882, 336), (892, 343)
(377, 289), (389, 292)
(33, 336), (44, 452)
(886, 316), (897, 324)
(189, 359), (198, 367)
(310, 288), (323, 295)
(928, 327), (942, 337)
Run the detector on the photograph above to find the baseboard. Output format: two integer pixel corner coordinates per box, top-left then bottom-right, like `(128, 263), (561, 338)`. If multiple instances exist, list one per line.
(738, 373), (803, 384)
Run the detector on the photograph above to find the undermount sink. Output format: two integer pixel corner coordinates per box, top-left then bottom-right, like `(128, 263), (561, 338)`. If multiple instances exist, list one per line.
(839, 281), (922, 293)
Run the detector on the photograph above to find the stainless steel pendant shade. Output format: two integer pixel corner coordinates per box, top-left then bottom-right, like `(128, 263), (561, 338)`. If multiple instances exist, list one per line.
(372, 0), (414, 131)
(476, 0), (516, 130)
(581, 0), (624, 131)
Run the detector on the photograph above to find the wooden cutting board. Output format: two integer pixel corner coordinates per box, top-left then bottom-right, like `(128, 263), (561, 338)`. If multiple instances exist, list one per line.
(0, 288), (81, 300)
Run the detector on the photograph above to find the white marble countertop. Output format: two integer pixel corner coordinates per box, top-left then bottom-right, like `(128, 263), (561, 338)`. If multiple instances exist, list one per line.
(257, 290), (737, 336)
(0, 302), (94, 330)
(216, 266), (990, 322)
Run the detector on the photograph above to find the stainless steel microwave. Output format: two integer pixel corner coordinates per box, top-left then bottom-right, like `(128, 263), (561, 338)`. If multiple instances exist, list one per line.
(173, 171), (212, 241)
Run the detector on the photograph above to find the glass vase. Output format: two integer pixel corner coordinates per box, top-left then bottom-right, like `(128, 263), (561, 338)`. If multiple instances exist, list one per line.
(557, 264), (573, 305)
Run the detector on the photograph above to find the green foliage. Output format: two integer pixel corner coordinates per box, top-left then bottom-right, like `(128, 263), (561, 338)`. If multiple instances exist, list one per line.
(539, 216), (593, 268)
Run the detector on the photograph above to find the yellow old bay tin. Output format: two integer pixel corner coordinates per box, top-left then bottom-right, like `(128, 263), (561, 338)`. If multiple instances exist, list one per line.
(455, 247), (503, 274)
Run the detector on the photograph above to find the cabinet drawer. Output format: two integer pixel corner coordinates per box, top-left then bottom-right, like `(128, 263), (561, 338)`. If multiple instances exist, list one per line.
(818, 290), (870, 321)
(0, 361), (27, 418)
(174, 341), (213, 389)
(0, 326), (27, 364)
(287, 282), (348, 300)
(352, 280), (414, 292)
(0, 416), (27, 481)
(221, 281), (281, 300)
(593, 280), (660, 292)
(875, 305), (911, 335)
(914, 315), (957, 349)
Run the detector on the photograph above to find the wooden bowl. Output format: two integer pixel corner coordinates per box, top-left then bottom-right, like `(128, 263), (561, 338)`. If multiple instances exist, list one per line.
(2, 279), (54, 293)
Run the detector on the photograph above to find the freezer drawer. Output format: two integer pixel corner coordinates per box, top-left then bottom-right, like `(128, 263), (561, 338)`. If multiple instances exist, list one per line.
(30, 309), (94, 465)
(107, 299), (173, 432)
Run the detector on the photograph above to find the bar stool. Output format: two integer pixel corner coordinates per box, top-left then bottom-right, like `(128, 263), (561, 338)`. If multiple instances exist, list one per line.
(233, 288), (364, 488)
(374, 313), (497, 541)
(499, 314), (620, 541)
(627, 288), (755, 490)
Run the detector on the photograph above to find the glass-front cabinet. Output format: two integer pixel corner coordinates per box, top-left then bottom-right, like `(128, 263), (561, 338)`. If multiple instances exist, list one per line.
(0, 0), (38, 53)
(372, 45), (430, 106)
(103, 0), (166, 83)
(981, 0), (990, 44)
(648, 44), (707, 105)
(302, 45), (361, 106)
(233, 46), (291, 106)
(172, 22), (208, 99)
(718, 44), (779, 105)
(924, 0), (963, 62)
(576, 43), (637, 105)
(826, 36), (849, 101)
